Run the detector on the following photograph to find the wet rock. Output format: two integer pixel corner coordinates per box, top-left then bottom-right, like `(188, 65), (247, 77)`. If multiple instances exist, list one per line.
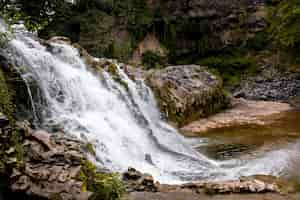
(204, 176), (280, 194)
(0, 113), (9, 128)
(123, 168), (143, 181)
(147, 65), (229, 126)
(48, 36), (71, 45)
(123, 168), (158, 192)
(30, 130), (54, 151)
(0, 121), (101, 200)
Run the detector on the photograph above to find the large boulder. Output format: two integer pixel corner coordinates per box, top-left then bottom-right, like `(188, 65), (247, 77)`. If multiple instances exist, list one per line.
(147, 65), (229, 126)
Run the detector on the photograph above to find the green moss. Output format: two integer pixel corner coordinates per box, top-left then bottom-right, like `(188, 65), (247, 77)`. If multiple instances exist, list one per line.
(79, 160), (124, 200)
(84, 143), (96, 156)
(10, 130), (24, 168)
(0, 68), (15, 122)
(0, 32), (10, 48)
(149, 73), (228, 126)
(107, 64), (129, 91)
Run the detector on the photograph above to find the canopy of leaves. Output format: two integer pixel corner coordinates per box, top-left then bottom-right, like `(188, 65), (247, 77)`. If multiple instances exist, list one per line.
(269, 0), (300, 49)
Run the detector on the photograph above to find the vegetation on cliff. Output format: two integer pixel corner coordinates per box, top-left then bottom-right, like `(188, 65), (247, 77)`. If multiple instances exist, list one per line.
(79, 160), (124, 200)
(0, 66), (15, 122)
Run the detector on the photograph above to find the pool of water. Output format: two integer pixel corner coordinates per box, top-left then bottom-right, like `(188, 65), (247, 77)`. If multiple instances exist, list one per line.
(192, 110), (300, 180)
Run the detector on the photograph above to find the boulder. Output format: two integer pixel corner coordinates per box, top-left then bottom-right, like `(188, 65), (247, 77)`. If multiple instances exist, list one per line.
(123, 168), (158, 192)
(147, 65), (229, 126)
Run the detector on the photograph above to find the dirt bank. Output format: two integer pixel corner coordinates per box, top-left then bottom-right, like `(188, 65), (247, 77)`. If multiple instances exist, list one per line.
(181, 98), (292, 136)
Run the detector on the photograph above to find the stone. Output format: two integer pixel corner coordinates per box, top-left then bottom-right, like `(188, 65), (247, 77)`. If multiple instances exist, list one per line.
(204, 176), (280, 195)
(235, 67), (300, 103)
(1, 121), (113, 200)
(147, 65), (229, 126)
(123, 168), (158, 192)
(123, 167), (143, 181)
(49, 36), (72, 45)
(30, 130), (54, 151)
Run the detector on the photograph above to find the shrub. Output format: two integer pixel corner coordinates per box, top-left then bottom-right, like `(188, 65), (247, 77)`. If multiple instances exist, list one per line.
(247, 32), (269, 51)
(142, 51), (166, 69)
(79, 160), (124, 200)
(0, 68), (15, 122)
(197, 55), (257, 89)
(268, 0), (300, 49)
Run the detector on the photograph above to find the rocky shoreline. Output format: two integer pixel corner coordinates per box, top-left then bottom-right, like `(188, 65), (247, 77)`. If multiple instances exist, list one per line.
(181, 98), (292, 136)
(123, 168), (300, 200)
(0, 115), (123, 200)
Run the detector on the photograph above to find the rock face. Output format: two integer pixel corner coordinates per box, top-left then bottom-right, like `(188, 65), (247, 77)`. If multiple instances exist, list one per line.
(7, 122), (92, 200)
(39, 0), (268, 64)
(147, 65), (229, 126)
(0, 117), (122, 200)
(158, 0), (267, 58)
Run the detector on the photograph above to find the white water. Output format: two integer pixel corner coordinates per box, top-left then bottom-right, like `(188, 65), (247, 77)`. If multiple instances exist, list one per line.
(1, 21), (299, 183)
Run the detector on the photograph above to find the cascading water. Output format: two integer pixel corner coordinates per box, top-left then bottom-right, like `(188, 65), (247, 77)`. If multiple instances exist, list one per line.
(1, 20), (300, 183)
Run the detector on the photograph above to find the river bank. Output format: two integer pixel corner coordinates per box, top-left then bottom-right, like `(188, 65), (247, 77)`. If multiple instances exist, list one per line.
(181, 98), (293, 136)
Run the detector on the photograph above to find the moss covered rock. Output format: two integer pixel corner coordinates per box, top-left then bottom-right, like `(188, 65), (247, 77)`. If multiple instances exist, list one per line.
(147, 65), (230, 126)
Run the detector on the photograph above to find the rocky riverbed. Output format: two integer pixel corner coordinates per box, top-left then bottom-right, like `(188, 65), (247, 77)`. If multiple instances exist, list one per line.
(122, 168), (300, 200)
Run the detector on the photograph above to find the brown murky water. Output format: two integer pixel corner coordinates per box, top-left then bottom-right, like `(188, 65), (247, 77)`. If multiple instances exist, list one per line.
(196, 110), (300, 159)
(193, 110), (300, 182)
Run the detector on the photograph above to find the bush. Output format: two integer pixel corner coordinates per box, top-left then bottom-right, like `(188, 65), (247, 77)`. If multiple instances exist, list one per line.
(79, 160), (124, 200)
(197, 55), (257, 89)
(198, 56), (254, 73)
(247, 32), (269, 51)
(268, 0), (300, 49)
(0, 68), (15, 122)
(142, 51), (166, 69)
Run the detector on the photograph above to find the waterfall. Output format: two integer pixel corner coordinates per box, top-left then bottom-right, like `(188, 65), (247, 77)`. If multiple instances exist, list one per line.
(1, 21), (299, 183)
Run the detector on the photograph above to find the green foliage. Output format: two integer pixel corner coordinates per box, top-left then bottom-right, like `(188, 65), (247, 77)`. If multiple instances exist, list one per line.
(142, 51), (166, 69)
(112, 0), (154, 41)
(78, 9), (114, 57)
(0, 0), (53, 31)
(0, 68), (15, 122)
(246, 32), (269, 51)
(268, 0), (300, 49)
(197, 55), (258, 89)
(107, 40), (133, 62)
(84, 143), (96, 156)
(79, 160), (124, 200)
